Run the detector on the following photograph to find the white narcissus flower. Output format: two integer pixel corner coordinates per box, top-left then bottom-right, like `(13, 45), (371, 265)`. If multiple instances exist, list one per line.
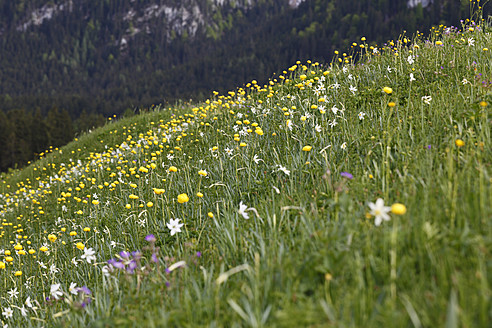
(69, 282), (78, 295)
(167, 218), (184, 236)
(277, 165), (290, 176)
(238, 201), (249, 220)
(50, 283), (63, 300)
(81, 248), (96, 263)
(369, 198), (392, 226)
(2, 307), (13, 318)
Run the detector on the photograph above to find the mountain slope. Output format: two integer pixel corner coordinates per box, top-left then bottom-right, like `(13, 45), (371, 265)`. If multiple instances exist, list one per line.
(0, 10), (491, 326)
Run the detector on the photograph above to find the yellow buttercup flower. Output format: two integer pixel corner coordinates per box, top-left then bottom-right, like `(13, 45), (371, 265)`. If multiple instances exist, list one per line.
(391, 203), (407, 215)
(14, 271), (23, 276)
(455, 139), (465, 147)
(153, 188), (165, 195)
(383, 87), (393, 94)
(169, 166), (178, 172)
(48, 234), (57, 242)
(302, 145), (312, 152)
(40, 246), (48, 252)
(177, 193), (190, 204)
(76, 242), (85, 250)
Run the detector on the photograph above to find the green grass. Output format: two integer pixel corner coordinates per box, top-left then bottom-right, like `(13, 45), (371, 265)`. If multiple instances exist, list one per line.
(0, 14), (491, 328)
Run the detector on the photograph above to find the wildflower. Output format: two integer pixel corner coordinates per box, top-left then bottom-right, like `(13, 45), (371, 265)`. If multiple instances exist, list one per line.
(14, 271), (22, 276)
(388, 102), (396, 107)
(177, 193), (189, 203)
(167, 218), (184, 236)
(422, 96), (432, 104)
(8, 288), (19, 299)
(349, 85), (357, 94)
(50, 284), (63, 300)
(196, 192), (204, 198)
(2, 307), (13, 318)
(383, 87), (393, 94)
(198, 170), (208, 176)
(277, 165), (290, 176)
(302, 145), (312, 152)
(410, 73), (416, 82)
(341, 142), (347, 150)
(153, 188), (165, 195)
(340, 172), (353, 179)
(467, 37), (475, 46)
(436, 41), (443, 46)
(76, 242), (85, 250)
(407, 55), (414, 65)
(81, 248), (96, 263)
(145, 234), (156, 243)
(48, 234), (57, 242)
(208, 212), (214, 218)
(391, 203), (407, 215)
(253, 154), (262, 164)
(147, 202), (153, 207)
(169, 166), (178, 172)
(25, 296), (33, 308)
(479, 101), (487, 107)
(368, 198), (391, 226)
(69, 282), (78, 295)
(0, 262), (5, 269)
(92, 200), (99, 205)
(455, 139), (465, 147)
(238, 201), (250, 219)
(358, 112), (366, 120)
(315, 124), (322, 132)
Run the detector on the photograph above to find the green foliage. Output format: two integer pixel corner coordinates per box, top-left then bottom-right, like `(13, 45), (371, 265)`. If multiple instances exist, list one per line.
(0, 9), (491, 327)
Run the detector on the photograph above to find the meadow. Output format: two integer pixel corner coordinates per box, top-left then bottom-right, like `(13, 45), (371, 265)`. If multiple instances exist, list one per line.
(0, 8), (491, 328)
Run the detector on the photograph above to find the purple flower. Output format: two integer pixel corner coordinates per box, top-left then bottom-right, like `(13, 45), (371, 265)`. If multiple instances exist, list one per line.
(108, 258), (125, 269)
(196, 251), (202, 258)
(77, 286), (92, 295)
(145, 234), (156, 243)
(151, 253), (158, 263)
(340, 172), (353, 179)
(119, 251), (131, 259)
(427, 145), (431, 149)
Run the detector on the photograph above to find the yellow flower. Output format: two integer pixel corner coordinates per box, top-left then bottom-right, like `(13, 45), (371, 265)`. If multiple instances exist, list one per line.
(70, 231), (77, 236)
(14, 244), (23, 251)
(18, 250), (26, 255)
(14, 271), (22, 276)
(29, 249), (36, 254)
(300, 74), (307, 80)
(455, 139), (465, 147)
(169, 166), (178, 172)
(177, 193), (190, 204)
(147, 202), (154, 207)
(388, 102), (396, 107)
(139, 166), (149, 173)
(196, 192), (204, 198)
(436, 40), (443, 46)
(255, 129), (264, 136)
(198, 170), (208, 177)
(479, 101), (488, 107)
(5, 256), (13, 262)
(208, 212), (214, 218)
(153, 188), (165, 196)
(92, 200), (99, 205)
(240, 142), (247, 147)
(0, 262), (5, 269)
(125, 204), (131, 209)
(383, 87), (393, 94)
(40, 246), (48, 252)
(302, 145), (312, 152)
(129, 194), (139, 200)
(76, 242), (85, 250)
(48, 234), (57, 242)
(391, 203), (407, 215)
(83, 227), (91, 232)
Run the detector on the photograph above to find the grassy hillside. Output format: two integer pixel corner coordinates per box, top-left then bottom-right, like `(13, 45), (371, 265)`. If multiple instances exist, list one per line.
(1, 11), (491, 328)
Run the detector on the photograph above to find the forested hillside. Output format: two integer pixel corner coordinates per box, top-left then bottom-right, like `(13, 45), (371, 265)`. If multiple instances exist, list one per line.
(0, 0), (490, 172)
